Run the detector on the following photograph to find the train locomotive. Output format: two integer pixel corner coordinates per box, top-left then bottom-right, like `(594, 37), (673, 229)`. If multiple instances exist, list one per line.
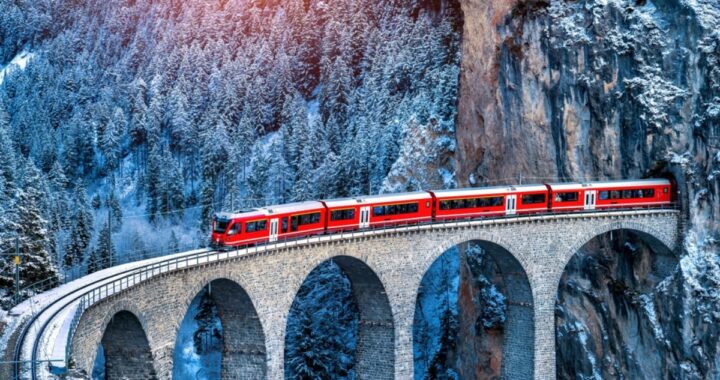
(211, 179), (673, 248)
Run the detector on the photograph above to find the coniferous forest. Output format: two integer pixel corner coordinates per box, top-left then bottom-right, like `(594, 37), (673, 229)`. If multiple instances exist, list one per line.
(0, 0), (461, 298)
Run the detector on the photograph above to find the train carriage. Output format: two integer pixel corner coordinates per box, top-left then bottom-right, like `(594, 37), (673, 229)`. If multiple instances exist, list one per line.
(547, 179), (672, 212)
(431, 184), (550, 221)
(323, 191), (434, 232)
(211, 201), (326, 248)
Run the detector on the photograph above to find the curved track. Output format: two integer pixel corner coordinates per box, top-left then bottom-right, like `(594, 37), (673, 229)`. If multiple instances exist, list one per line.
(12, 249), (212, 380)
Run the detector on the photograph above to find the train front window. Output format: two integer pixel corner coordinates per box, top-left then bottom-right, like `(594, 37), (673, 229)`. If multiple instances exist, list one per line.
(227, 223), (241, 236)
(214, 220), (229, 233)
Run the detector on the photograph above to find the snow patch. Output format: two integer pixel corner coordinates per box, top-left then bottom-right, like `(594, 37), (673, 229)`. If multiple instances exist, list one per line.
(0, 51), (34, 85)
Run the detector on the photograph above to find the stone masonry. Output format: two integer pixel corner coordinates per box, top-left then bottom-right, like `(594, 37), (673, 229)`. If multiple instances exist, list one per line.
(70, 209), (679, 379)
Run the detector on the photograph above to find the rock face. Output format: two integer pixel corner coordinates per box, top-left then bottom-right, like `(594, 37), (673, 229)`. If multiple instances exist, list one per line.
(453, 0), (719, 377)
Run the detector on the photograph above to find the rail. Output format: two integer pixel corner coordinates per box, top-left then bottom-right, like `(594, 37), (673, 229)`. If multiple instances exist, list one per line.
(19, 206), (680, 379)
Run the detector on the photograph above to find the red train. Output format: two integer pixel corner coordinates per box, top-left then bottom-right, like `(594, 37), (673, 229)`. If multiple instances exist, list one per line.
(211, 179), (673, 248)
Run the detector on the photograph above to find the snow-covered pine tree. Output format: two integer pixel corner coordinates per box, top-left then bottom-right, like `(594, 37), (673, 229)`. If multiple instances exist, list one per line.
(13, 160), (59, 288)
(64, 185), (93, 270)
(89, 219), (114, 273)
(160, 149), (185, 218)
(146, 144), (162, 223)
(106, 191), (122, 232)
(285, 261), (358, 379)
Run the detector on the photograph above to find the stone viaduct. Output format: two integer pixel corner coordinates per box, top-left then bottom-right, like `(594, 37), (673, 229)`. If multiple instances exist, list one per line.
(69, 209), (679, 379)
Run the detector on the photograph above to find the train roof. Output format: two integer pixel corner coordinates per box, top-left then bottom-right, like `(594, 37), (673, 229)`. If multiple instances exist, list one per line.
(322, 191), (432, 208)
(546, 178), (670, 191)
(216, 201), (325, 219)
(257, 201), (325, 215)
(431, 184), (548, 198)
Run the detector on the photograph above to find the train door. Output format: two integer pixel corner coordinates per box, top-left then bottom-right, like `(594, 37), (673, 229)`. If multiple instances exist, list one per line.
(584, 190), (596, 210)
(269, 218), (279, 242)
(505, 195), (517, 215)
(359, 206), (371, 228)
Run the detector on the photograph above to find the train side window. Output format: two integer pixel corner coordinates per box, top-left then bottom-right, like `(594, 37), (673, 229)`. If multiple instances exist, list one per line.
(409, 203), (419, 213)
(373, 206), (385, 216)
(632, 190), (643, 198)
(256, 220), (267, 230)
(494, 197), (504, 206)
(521, 194), (545, 204)
(440, 201), (450, 210)
(622, 190), (633, 198)
(282, 217), (288, 233)
(290, 216), (298, 231)
(599, 191), (609, 200)
(398, 204), (407, 214)
(246, 222), (256, 233)
(610, 191), (621, 199)
(555, 192), (578, 202)
(331, 209), (355, 221)
(644, 189), (655, 197)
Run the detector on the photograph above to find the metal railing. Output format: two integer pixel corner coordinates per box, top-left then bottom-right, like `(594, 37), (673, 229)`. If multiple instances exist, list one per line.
(39, 206), (681, 376)
(10, 244), (202, 309)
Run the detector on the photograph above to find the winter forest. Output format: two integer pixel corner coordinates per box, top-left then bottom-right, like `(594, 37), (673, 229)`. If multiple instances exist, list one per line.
(3, 0), (719, 378)
(0, 0), (464, 378)
(0, 0), (460, 293)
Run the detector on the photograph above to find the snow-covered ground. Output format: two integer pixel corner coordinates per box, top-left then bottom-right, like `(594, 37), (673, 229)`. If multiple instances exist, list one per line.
(0, 51), (33, 85)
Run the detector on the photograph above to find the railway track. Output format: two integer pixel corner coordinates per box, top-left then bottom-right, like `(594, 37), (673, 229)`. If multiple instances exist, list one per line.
(11, 248), (213, 380)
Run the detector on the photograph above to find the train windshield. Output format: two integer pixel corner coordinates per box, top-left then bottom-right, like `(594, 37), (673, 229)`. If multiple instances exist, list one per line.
(214, 219), (230, 233)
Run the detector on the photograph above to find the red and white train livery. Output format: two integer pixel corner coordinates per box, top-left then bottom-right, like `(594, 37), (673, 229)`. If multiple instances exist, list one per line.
(211, 179), (673, 248)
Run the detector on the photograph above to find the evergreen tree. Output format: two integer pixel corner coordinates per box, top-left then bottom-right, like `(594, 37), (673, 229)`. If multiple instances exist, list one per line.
(64, 185), (93, 269)
(146, 145), (162, 222)
(160, 150), (185, 218)
(12, 160), (59, 287)
(89, 219), (114, 273)
(106, 191), (123, 232)
(169, 230), (180, 253)
(285, 261), (358, 379)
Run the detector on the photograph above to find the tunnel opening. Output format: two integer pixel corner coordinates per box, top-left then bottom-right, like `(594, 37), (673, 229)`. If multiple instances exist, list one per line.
(413, 240), (534, 380)
(284, 256), (393, 379)
(555, 229), (679, 379)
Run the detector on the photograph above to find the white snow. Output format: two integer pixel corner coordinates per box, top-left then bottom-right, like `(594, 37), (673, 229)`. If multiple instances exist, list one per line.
(0, 51), (34, 85)
(638, 294), (665, 342)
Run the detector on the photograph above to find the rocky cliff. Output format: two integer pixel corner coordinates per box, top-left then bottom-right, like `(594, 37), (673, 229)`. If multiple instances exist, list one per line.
(452, 0), (719, 376)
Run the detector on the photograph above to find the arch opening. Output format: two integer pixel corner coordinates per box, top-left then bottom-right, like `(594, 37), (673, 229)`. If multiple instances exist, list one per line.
(284, 256), (394, 379)
(555, 229), (680, 379)
(92, 310), (157, 380)
(413, 240), (534, 380)
(172, 278), (266, 379)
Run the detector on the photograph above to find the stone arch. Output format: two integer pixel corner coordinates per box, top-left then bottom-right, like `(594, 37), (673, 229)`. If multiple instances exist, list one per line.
(414, 237), (534, 380)
(173, 277), (266, 379)
(285, 255), (395, 379)
(563, 221), (678, 274)
(555, 221), (680, 379)
(98, 309), (157, 380)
